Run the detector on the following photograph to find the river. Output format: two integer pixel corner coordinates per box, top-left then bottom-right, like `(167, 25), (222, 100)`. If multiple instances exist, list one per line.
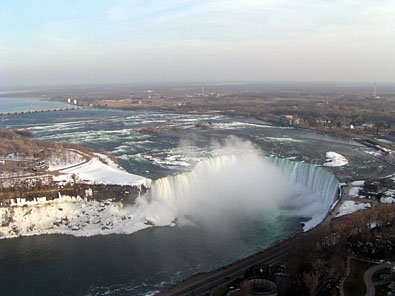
(0, 100), (392, 295)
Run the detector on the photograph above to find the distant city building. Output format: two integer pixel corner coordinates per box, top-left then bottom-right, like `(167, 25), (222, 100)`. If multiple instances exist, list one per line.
(73, 99), (78, 105)
(277, 115), (300, 126)
(67, 98), (71, 104)
(361, 123), (374, 129)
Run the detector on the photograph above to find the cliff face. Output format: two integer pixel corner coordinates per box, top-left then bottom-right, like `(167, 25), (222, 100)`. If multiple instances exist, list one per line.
(0, 183), (151, 239)
(0, 182), (148, 206)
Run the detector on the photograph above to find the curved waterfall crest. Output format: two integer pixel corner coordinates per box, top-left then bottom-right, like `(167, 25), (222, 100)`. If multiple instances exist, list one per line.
(268, 157), (339, 207)
(143, 150), (339, 231)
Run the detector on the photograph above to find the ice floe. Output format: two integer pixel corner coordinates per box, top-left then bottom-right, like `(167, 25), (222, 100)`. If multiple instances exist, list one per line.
(323, 152), (348, 167)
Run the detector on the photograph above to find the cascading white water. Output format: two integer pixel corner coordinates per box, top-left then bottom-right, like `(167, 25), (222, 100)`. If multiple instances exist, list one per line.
(267, 157), (339, 229)
(142, 141), (339, 232)
(269, 157), (339, 206)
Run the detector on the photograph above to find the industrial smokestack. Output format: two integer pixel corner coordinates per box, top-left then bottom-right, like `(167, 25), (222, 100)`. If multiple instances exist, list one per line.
(373, 82), (377, 98)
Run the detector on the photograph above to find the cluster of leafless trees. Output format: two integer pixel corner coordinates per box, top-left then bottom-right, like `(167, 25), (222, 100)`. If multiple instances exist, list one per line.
(1, 129), (119, 171)
(0, 176), (54, 196)
(286, 203), (395, 296)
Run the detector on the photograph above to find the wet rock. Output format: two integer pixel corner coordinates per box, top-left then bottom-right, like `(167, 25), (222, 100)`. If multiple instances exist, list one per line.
(27, 224), (35, 232)
(71, 224), (80, 231)
(144, 218), (155, 226)
(24, 209), (32, 216)
(11, 225), (19, 235)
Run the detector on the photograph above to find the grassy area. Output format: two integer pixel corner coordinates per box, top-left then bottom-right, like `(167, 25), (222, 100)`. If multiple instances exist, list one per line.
(213, 284), (231, 296)
(343, 258), (376, 296)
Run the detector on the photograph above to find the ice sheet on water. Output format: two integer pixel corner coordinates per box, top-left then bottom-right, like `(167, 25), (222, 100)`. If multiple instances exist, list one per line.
(323, 151), (348, 167)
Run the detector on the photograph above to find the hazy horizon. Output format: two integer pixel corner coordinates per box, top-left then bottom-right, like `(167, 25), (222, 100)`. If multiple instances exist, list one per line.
(1, 0), (395, 87)
(3, 80), (395, 94)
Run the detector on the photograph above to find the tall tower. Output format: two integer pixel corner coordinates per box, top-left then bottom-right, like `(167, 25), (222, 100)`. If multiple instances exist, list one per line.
(373, 82), (377, 98)
(202, 85), (205, 96)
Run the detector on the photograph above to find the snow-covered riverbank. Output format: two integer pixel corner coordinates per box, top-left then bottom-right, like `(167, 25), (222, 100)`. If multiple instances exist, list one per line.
(51, 151), (151, 189)
(1, 151), (153, 239)
(0, 193), (175, 239)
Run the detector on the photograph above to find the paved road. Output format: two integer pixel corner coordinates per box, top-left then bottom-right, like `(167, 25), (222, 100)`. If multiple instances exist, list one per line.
(0, 149), (90, 180)
(158, 235), (299, 296)
(364, 262), (393, 296)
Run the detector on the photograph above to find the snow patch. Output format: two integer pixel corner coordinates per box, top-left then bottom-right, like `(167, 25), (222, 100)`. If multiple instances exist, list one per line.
(349, 187), (361, 197)
(56, 152), (151, 188)
(48, 150), (85, 171)
(364, 150), (383, 158)
(380, 196), (395, 204)
(303, 213), (327, 232)
(351, 180), (365, 187)
(335, 201), (371, 217)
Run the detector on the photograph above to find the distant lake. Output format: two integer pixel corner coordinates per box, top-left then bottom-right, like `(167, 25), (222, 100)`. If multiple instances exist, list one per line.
(0, 97), (69, 113)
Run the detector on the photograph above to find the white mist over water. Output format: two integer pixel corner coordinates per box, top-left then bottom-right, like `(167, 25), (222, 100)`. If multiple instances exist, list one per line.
(139, 138), (339, 232)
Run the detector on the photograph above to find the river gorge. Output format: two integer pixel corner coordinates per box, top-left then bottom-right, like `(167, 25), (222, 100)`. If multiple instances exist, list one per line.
(0, 101), (392, 296)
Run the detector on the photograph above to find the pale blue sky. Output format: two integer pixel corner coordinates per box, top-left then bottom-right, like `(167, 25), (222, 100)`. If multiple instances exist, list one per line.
(1, 0), (395, 87)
